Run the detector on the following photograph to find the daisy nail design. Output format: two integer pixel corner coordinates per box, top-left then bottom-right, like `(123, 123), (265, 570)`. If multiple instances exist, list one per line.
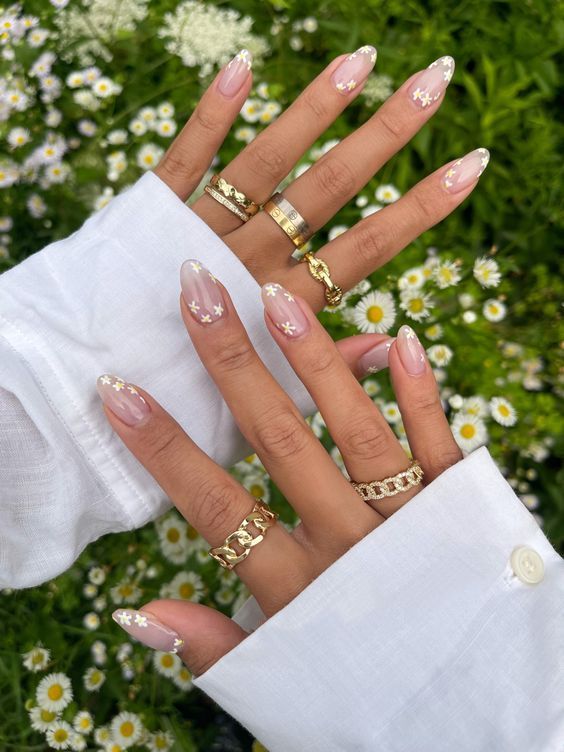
(396, 325), (427, 376)
(332, 45), (377, 95)
(441, 148), (490, 193)
(112, 609), (185, 653)
(218, 48), (253, 97)
(409, 56), (455, 109)
(261, 282), (309, 338)
(358, 338), (395, 375)
(180, 259), (226, 326)
(96, 374), (150, 426)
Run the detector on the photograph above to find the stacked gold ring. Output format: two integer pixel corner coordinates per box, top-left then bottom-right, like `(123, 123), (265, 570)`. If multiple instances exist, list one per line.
(208, 499), (279, 570)
(350, 461), (424, 502)
(263, 192), (311, 248)
(204, 174), (260, 223)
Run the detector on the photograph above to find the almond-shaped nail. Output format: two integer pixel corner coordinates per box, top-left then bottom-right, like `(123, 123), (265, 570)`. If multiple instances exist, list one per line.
(97, 374), (150, 426)
(262, 282), (309, 338)
(409, 55), (454, 109)
(218, 49), (252, 97)
(112, 609), (184, 653)
(442, 148), (490, 193)
(396, 325), (426, 376)
(331, 45), (377, 95)
(358, 338), (395, 375)
(180, 259), (226, 325)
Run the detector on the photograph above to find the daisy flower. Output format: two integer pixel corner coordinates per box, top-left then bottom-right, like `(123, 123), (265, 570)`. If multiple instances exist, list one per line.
(36, 672), (73, 713)
(352, 290), (396, 333)
(92, 77), (119, 98)
(147, 731), (175, 752)
(94, 726), (112, 746)
(173, 665), (194, 691)
(382, 402), (401, 423)
(7, 127), (31, 148)
(88, 566), (106, 585)
(424, 323), (443, 341)
(83, 583), (97, 599)
(483, 299), (507, 322)
(434, 260), (462, 289)
(83, 667), (106, 691)
(107, 129), (128, 145)
(462, 310), (477, 324)
(427, 344), (453, 367)
(139, 106), (157, 123)
(451, 413), (488, 453)
(375, 184), (400, 203)
(83, 612), (100, 630)
(153, 651), (182, 678)
(240, 98), (264, 122)
(46, 720), (73, 750)
(234, 126), (256, 143)
(155, 118), (177, 137)
(489, 397), (518, 426)
(362, 379), (380, 397)
(73, 711), (94, 735)
(398, 266), (425, 290)
(161, 571), (204, 602)
(400, 289), (434, 321)
(137, 143), (164, 170)
(69, 733), (86, 751)
(28, 706), (59, 732)
(242, 473), (271, 503)
(473, 256), (501, 288)
(110, 711), (143, 748)
(128, 118), (147, 136)
(215, 587), (236, 606)
(22, 645), (50, 672)
(328, 224), (348, 241)
(360, 203), (383, 217)
(66, 72), (84, 88)
(157, 101), (175, 117)
(520, 494), (539, 511)
(462, 396), (490, 418)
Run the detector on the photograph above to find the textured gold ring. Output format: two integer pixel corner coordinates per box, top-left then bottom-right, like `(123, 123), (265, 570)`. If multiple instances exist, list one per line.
(208, 499), (279, 570)
(263, 193), (311, 248)
(209, 174), (260, 217)
(301, 251), (343, 307)
(350, 461), (424, 502)
(204, 185), (250, 223)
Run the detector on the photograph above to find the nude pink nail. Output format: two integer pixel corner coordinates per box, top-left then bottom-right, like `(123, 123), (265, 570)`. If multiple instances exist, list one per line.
(180, 259), (226, 325)
(358, 339), (395, 375)
(262, 283), (309, 338)
(396, 326), (427, 376)
(442, 148), (490, 193)
(409, 56), (454, 109)
(112, 609), (184, 653)
(96, 374), (151, 426)
(218, 49), (252, 97)
(331, 45), (377, 95)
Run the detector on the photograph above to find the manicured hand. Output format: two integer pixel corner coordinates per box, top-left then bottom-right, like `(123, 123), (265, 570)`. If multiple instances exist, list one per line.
(153, 48), (489, 310)
(97, 263), (461, 676)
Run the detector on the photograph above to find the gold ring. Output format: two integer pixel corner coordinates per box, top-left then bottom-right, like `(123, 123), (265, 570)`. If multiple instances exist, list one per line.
(301, 251), (343, 307)
(208, 499), (279, 570)
(204, 185), (250, 223)
(350, 461), (424, 502)
(208, 174), (260, 217)
(263, 193), (311, 248)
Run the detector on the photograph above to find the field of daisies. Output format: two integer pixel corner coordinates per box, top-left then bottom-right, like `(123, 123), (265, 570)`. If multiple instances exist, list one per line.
(1, 0), (562, 750)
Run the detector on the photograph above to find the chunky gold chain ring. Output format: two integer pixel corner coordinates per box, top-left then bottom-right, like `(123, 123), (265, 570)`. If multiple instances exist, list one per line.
(208, 500), (279, 570)
(301, 251), (343, 307)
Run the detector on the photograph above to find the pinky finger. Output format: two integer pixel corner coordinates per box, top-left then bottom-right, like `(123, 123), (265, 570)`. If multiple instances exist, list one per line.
(388, 325), (462, 483)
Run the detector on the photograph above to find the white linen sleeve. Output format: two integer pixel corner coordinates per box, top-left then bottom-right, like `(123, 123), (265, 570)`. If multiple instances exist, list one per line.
(0, 171), (315, 589)
(193, 448), (564, 752)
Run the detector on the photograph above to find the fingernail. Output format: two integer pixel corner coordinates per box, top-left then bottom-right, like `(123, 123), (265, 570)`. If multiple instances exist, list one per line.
(358, 338), (395, 375)
(331, 45), (377, 95)
(409, 55), (454, 109)
(218, 49), (252, 97)
(396, 325), (426, 376)
(441, 148), (490, 193)
(180, 259), (226, 325)
(262, 283), (309, 338)
(112, 609), (184, 653)
(96, 374), (151, 426)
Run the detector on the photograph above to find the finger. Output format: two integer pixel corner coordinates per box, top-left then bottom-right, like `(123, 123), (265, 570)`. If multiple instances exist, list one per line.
(228, 56), (455, 259)
(111, 601), (248, 678)
(284, 148), (490, 308)
(388, 325), (462, 483)
(96, 374), (306, 614)
(261, 283), (421, 518)
(192, 47), (377, 235)
(154, 49), (253, 201)
(335, 333), (394, 379)
(179, 259), (378, 545)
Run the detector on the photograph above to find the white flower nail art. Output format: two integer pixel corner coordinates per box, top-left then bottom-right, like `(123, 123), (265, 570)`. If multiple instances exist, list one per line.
(134, 613), (148, 627)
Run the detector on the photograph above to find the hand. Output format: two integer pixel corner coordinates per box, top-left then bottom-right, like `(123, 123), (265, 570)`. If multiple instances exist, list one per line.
(153, 48), (489, 311)
(98, 262), (462, 676)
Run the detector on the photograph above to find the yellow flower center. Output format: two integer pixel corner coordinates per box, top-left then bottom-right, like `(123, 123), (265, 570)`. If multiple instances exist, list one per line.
(249, 484), (263, 498)
(47, 684), (63, 701)
(80, 718), (90, 729)
(166, 528), (180, 543)
(366, 305), (383, 323)
(89, 670), (102, 684)
(186, 526), (198, 540)
(407, 274), (418, 284)
(41, 709), (56, 722)
(408, 298), (424, 313)
(119, 584), (133, 597)
(54, 729), (68, 742)
(32, 652), (44, 664)
(179, 583), (194, 599)
(155, 738), (168, 749)
(120, 721), (134, 737)
(460, 424), (476, 439)
(499, 405), (510, 417)
(161, 654), (174, 668)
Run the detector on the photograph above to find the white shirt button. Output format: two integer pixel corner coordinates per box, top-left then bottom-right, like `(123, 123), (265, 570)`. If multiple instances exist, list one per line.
(510, 546), (544, 585)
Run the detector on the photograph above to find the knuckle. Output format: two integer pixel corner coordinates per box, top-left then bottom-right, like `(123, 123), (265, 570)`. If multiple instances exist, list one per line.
(340, 416), (391, 461)
(254, 406), (310, 461)
(376, 107), (407, 140)
(350, 223), (389, 266)
(303, 346), (340, 382)
(156, 148), (199, 184)
(409, 389), (444, 419)
(424, 441), (462, 478)
(137, 422), (186, 471)
(311, 156), (356, 201)
(302, 88), (330, 121)
(245, 139), (287, 180)
(409, 189), (434, 223)
(191, 476), (241, 532)
(211, 335), (256, 373)
(193, 105), (223, 135)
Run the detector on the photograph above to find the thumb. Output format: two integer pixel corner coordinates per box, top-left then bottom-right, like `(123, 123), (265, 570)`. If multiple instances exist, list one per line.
(112, 601), (248, 677)
(334, 333), (393, 379)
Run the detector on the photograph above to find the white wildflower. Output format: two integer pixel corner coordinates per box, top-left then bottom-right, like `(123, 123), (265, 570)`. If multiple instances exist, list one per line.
(36, 673), (73, 712)
(400, 289), (434, 321)
(427, 344), (453, 367)
(155, 118), (177, 137)
(22, 645), (50, 672)
(451, 413), (488, 453)
(434, 260), (462, 289)
(473, 256), (501, 288)
(483, 299), (507, 322)
(136, 143), (164, 170)
(352, 290), (396, 333)
(490, 397), (518, 426)
(7, 126), (30, 148)
(375, 184), (400, 203)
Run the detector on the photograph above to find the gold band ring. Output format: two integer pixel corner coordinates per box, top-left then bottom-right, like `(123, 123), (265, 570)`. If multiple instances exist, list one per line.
(301, 251), (343, 307)
(263, 193), (311, 248)
(350, 461), (424, 502)
(208, 499), (279, 570)
(204, 185), (250, 223)
(209, 174), (260, 217)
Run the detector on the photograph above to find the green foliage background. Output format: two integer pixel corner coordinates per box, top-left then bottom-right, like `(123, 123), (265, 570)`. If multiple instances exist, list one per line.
(1, 1), (563, 750)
